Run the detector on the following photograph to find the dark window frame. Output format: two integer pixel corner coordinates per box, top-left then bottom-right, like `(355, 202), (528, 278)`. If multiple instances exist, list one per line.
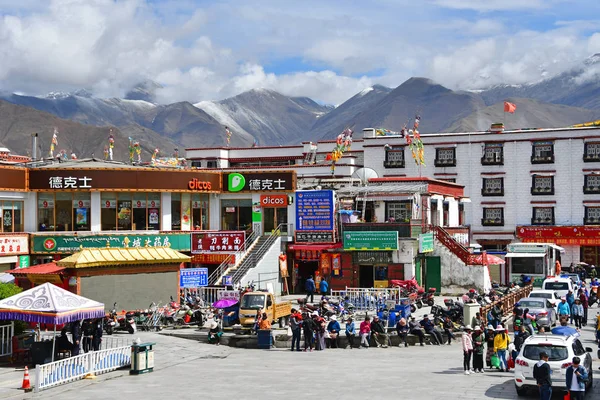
(481, 177), (504, 196)
(583, 174), (600, 194)
(481, 207), (504, 226)
(532, 207), (555, 225)
(584, 142), (600, 162)
(531, 175), (555, 195)
(383, 146), (405, 168)
(481, 143), (504, 165)
(531, 142), (555, 164)
(434, 147), (456, 167)
(584, 206), (600, 225)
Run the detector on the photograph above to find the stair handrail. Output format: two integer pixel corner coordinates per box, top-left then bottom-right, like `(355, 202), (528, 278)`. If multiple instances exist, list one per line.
(432, 226), (478, 265)
(232, 224), (285, 284)
(208, 230), (259, 285)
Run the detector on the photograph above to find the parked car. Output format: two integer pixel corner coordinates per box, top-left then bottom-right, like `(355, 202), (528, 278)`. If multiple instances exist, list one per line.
(514, 334), (593, 396)
(541, 277), (574, 298)
(516, 298), (557, 328)
(528, 290), (561, 313)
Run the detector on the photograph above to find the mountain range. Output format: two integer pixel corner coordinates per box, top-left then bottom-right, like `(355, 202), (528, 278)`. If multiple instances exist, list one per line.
(1, 54), (600, 159)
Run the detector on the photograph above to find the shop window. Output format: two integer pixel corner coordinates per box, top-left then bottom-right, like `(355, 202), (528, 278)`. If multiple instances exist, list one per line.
(221, 199), (252, 231)
(531, 141), (554, 164)
(37, 193), (90, 232)
(101, 193), (117, 231)
(171, 193), (182, 230)
(434, 148), (456, 167)
(531, 175), (554, 195)
(385, 201), (411, 223)
(374, 266), (388, 281)
(384, 146), (405, 168)
(584, 142), (600, 162)
(481, 177), (504, 196)
(584, 175), (600, 194)
(192, 194), (210, 230)
(532, 207), (554, 225)
(481, 143), (503, 165)
(482, 207), (504, 226)
(584, 206), (600, 225)
(117, 195), (132, 230)
(132, 193), (161, 230)
(0, 201), (24, 232)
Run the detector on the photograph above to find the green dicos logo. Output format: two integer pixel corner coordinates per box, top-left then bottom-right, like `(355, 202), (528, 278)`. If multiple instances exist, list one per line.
(228, 173), (246, 192)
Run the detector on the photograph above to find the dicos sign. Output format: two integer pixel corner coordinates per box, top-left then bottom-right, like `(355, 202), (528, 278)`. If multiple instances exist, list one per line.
(260, 194), (288, 207)
(188, 178), (212, 191)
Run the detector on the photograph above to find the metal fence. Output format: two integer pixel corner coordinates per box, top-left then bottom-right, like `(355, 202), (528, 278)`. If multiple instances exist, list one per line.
(330, 287), (402, 311)
(480, 284), (534, 325)
(0, 322), (13, 358)
(179, 286), (226, 306)
(35, 345), (131, 392)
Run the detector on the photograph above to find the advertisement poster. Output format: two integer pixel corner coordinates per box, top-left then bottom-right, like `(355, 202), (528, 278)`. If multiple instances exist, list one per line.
(76, 208), (87, 226)
(191, 231), (246, 253)
(295, 190), (334, 231)
(181, 193), (191, 230)
(148, 209), (159, 225)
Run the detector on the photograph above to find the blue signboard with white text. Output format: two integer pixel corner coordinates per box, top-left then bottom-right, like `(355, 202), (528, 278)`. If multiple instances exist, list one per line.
(295, 190), (334, 231)
(180, 268), (208, 288)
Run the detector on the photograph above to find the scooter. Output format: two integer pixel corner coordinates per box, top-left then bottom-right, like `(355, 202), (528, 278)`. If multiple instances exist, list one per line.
(104, 303), (118, 335)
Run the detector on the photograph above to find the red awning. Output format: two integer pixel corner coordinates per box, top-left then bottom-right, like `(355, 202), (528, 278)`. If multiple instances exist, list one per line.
(473, 254), (505, 265)
(287, 243), (342, 251)
(8, 262), (65, 275)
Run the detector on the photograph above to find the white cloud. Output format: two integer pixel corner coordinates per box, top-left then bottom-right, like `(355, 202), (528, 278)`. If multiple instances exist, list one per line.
(430, 0), (548, 11)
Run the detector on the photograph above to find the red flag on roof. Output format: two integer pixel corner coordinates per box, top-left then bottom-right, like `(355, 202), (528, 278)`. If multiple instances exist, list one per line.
(504, 101), (517, 113)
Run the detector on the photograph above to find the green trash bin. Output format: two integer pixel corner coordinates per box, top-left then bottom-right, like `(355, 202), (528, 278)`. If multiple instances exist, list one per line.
(130, 342), (155, 375)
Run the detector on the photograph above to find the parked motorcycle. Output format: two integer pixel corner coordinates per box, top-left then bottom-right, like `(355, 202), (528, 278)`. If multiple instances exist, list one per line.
(104, 303), (118, 335)
(431, 299), (463, 323)
(424, 288), (436, 307)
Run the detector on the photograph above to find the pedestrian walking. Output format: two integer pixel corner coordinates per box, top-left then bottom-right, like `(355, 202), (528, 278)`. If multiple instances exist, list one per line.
(420, 315), (443, 345)
(319, 278), (329, 297)
(345, 317), (356, 349)
(533, 351), (552, 400)
(408, 316), (425, 346)
(572, 298), (584, 329)
(567, 290), (575, 324)
(493, 325), (510, 372)
(305, 276), (315, 303)
(302, 312), (315, 352)
(443, 316), (456, 345)
(289, 308), (302, 351)
(326, 315), (340, 348)
(565, 356), (588, 400)
(578, 289), (589, 326)
(462, 325), (473, 375)
(472, 326), (485, 373)
(485, 324), (495, 368)
(70, 320), (82, 356)
(396, 317), (409, 347)
(359, 316), (371, 348)
(513, 324), (530, 361)
(92, 318), (103, 351)
(557, 297), (571, 321)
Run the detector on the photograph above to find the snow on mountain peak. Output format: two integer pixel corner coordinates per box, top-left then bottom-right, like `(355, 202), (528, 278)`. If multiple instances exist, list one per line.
(357, 87), (374, 97)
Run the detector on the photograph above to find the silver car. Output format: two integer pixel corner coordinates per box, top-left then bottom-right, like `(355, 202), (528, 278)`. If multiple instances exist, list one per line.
(517, 297), (558, 329)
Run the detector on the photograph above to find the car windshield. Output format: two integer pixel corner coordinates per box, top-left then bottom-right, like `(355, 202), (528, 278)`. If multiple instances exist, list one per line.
(544, 282), (569, 290)
(529, 293), (551, 300)
(523, 344), (568, 361)
(518, 300), (546, 309)
(240, 294), (265, 310)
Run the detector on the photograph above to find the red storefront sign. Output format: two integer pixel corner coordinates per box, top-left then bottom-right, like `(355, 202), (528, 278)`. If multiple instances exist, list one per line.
(191, 253), (235, 264)
(0, 235), (29, 256)
(191, 231), (245, 254)
(516, 226), (600, 245)
(260, 194), (288, 207)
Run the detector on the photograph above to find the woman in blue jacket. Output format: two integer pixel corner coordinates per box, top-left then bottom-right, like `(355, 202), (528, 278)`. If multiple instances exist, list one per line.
(565, 356), (588, 400)
(326, 315), (341, 348)
(345, 317), (356, 349)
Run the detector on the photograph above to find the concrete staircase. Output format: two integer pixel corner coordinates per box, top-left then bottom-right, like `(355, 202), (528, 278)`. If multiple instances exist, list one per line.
(232, 235), (281, 286)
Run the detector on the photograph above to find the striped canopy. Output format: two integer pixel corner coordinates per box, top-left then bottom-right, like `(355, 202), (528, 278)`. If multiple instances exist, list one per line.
(0, 283), (105, 325)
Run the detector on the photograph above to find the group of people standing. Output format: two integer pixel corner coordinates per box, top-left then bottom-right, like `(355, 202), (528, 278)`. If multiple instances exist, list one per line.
(460, 324), (512, 375)
(56, 319), (103, 357)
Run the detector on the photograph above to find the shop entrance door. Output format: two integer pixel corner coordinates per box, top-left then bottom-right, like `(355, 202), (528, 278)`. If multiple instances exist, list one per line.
(263, 207), (288, 234)
(424, 256), (441, 292)
(359, 265), (374, 288)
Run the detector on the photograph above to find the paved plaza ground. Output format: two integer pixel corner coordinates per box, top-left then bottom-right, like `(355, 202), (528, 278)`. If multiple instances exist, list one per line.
(1, 318), (600, 400)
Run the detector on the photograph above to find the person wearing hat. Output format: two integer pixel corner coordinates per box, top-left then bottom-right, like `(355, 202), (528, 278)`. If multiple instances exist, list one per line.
(326, 315), (341, 348)
(420, 314), (443, 345)
(395, 317), (409, 348)
(557, 297), (571, 320)
(485, 324), (496, 367)
(345, 317), (356, 349)
(408, 316), (425, 346)
(493, 325), (510, 372)
(572, 298), (584, 329)
(370, 315), (389, 348)
(533, 351), (552, 400)
(472, 326), (485, 373)
(462, 325), (473, 375)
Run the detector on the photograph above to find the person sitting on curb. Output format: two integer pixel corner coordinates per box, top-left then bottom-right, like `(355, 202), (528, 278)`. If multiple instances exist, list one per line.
(258, 312), (274, 348)
(370, 315), (388, 348)
(420, 314), (443, 345)
(326, 315), (341, 349)
(345, 317), (356, 349)
(396, 317), (410, 347)
(408, 316), (425, 346)
(359, 316), (371, 348)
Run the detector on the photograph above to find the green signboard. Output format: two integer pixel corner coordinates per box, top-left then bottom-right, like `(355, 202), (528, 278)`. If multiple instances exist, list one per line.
(419, 232), (434, 253)
(343, 231), (398, 251)
(32, 233), (191, 254)
(18, 255), (30, 268)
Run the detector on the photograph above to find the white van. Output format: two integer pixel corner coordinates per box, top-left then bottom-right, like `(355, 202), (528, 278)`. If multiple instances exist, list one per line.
(541, 277), (574, 298)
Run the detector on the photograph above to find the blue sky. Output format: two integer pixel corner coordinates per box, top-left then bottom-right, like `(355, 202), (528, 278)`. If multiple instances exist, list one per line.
(0, 0), (599, 104)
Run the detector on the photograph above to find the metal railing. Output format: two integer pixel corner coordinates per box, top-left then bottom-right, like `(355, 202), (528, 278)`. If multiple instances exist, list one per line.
(35, 345), (131, 392)
(432, 226), (480, 265)
(231, 224), (286, 284)
(330, 287), (402, 311)
(0, 323), (13, 358)
(208, 231), (259, 286)
(480, 284), (534, 325)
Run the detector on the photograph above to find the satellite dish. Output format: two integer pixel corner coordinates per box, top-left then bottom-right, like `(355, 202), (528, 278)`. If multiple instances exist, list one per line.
(352, 167), (378, 185)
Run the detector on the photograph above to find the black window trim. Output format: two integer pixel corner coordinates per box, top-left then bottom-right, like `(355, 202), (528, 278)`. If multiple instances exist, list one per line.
(584, 142), (600, 162)
(383, 146), (406, 168)
(531, 141), (555, 164)
(481, 143), (504, 166)
(584, 206), (600, 225)
(434, 147), (456, 167)
(481, 177), (505, 197)
(531, 174), (555, 195)
(532, 206), (555, 225)
(481, 207), (504, 226)
(583, 174), (600, 194)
